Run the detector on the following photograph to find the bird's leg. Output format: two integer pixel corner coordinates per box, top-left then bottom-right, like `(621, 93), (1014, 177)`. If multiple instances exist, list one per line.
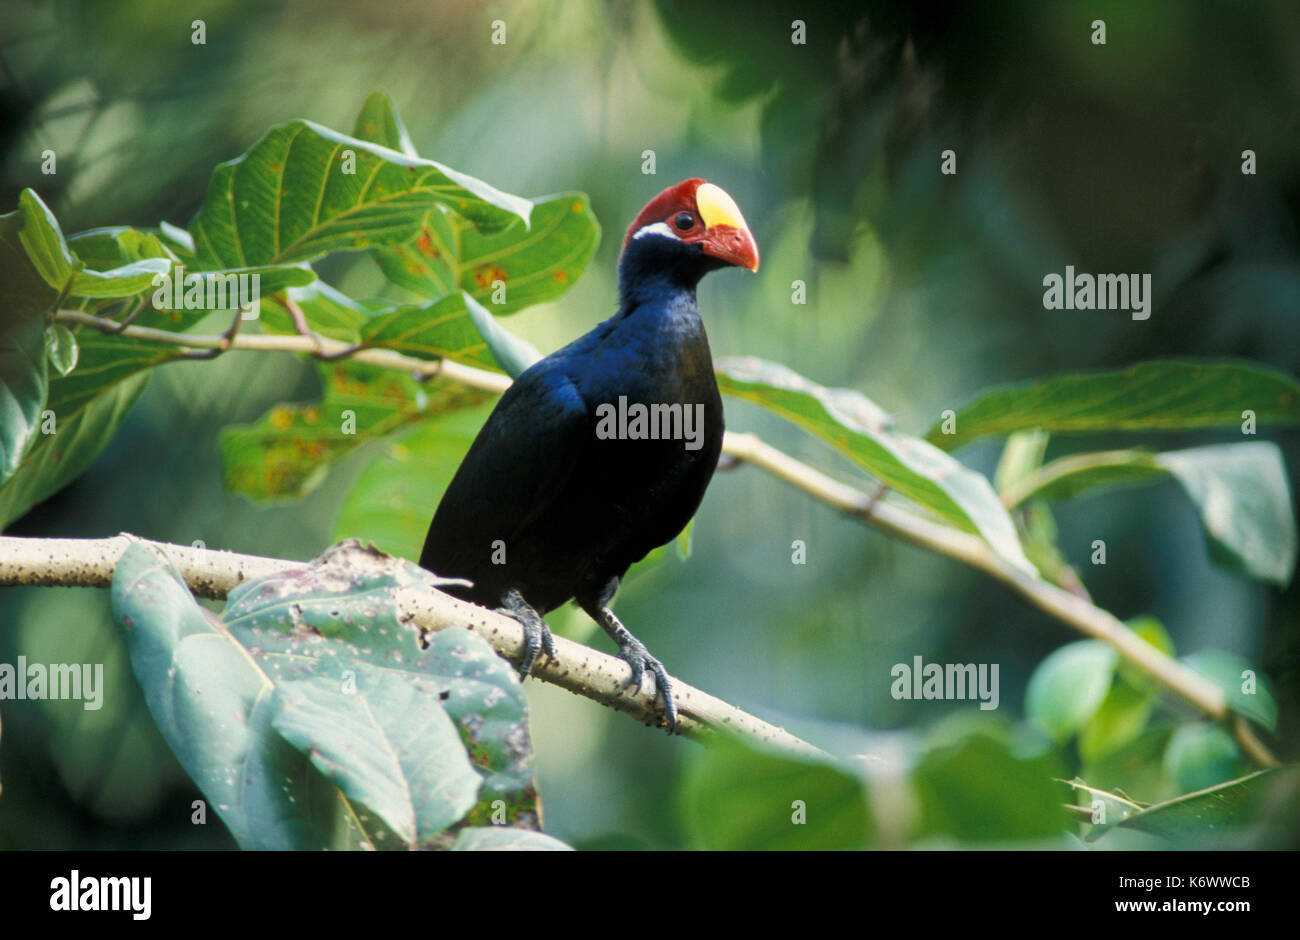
(495, 588), (555, 678)
(583, 578), (678, 733)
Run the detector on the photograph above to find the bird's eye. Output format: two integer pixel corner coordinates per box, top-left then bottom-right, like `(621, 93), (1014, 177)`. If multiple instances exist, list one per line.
(673, 212), (694, 232)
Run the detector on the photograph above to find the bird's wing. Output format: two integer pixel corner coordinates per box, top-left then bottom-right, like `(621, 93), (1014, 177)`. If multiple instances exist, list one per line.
(420, 364), (590, 570)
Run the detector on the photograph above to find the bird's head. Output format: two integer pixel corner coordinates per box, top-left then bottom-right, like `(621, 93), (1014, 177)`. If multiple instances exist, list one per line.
(619, 179), (759, 296)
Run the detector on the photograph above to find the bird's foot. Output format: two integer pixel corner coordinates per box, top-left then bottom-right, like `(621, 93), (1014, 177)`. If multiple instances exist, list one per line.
(617, 637), (678, 734)
(496, 589), (555, 678)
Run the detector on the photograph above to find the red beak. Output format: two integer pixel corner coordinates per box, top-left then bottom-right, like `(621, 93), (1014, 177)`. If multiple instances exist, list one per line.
(702, 224), (760, 272)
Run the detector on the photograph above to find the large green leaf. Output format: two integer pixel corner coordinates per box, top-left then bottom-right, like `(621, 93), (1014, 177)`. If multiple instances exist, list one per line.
(1161, 445), (1297, 586)
(375, 194), (600, 315)
(113, 539), (542, 848)
(0, 372), (150, 529)
(352, 93), (599, 316)
(18, 193), (175, 299)
(1024, 640), (1118, 740)
(1086, 769), (1279, 842)
(111, 542), (374, 849)
(717, 356), (1034, 575)
(17, 188), (77, 290)
(1, 201), (63, 482)
(64, 227), (315, 331)
(1003, 443), (1297, 586)
(189, 119), (531, 269)
(927, 360), (1300, 451)
(221, 540), (540, 829)
(219, 360), (488, 502)
(358, 291), (499, 372)
(678, 734), (872, 850)
(271, 665), (481, 845)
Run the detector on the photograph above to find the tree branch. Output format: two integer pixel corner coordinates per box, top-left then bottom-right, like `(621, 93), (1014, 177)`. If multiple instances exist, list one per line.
(0, 534), (828, 761)
(52, 308), (1280, 767)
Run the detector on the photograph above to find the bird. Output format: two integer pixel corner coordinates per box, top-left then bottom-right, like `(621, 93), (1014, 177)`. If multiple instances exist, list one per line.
(419, 178), (759, 732)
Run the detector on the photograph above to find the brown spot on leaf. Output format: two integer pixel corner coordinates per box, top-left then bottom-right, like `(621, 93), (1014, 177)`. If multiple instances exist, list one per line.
(474, 264), (508, 288)
(417, 229), (439, 258)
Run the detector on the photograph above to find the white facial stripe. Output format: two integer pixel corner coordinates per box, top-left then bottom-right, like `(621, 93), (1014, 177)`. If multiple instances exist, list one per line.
(631, 221), (680, 242)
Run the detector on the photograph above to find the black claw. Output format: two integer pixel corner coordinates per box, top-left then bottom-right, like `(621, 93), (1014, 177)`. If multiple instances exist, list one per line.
(496, 590), (553, 678)
(618, 641), (678, 734)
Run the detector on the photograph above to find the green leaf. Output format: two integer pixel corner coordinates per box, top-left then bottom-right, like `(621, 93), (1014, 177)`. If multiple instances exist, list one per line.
(67, 258), (172, 298)
(375, 193), (600, 315)
(1025, 640), (1118, 740)
(1079, 680), (1152, 762)
(1004, 443), (1297, 587)
(17, 188), (77, 290)
(928, 360), (1300, 450)
(189, 119), (531, 269)
(259, 280), (372, 343)
(271, 665), (482, 845)
(1181, 649), (1277, 732)
(717, 356), (1034, 575)
(219, 360), (487, 502)
(349, 94), (599, 316)
(0, 372), (150, 529)
(222, 540), (540, 829)
(452, 828), (572, 851)
(1086, 769), (1279, 842)
(18, 205), (176, 301)
(464, 293), (543, 377)
(113, 539), (539, 848)
(1067, 778), (1145, 830)
(0, 320), (48, 485)
(0, 206), (57, 483)
(43, 323), (78, 376)
(1161, 444), (1297, 586)
(110, 542), (367, 849)
(351, 91), (419, 157)
(359, 291), (504, 372)
(157, 221), (197, 261)
(679, 734), (872, 849)
(1163, 722), (1247, 794)
(994, 429), (1049, 494)
(65, 228), (315, 331)
(911, 719), (1069, 843)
